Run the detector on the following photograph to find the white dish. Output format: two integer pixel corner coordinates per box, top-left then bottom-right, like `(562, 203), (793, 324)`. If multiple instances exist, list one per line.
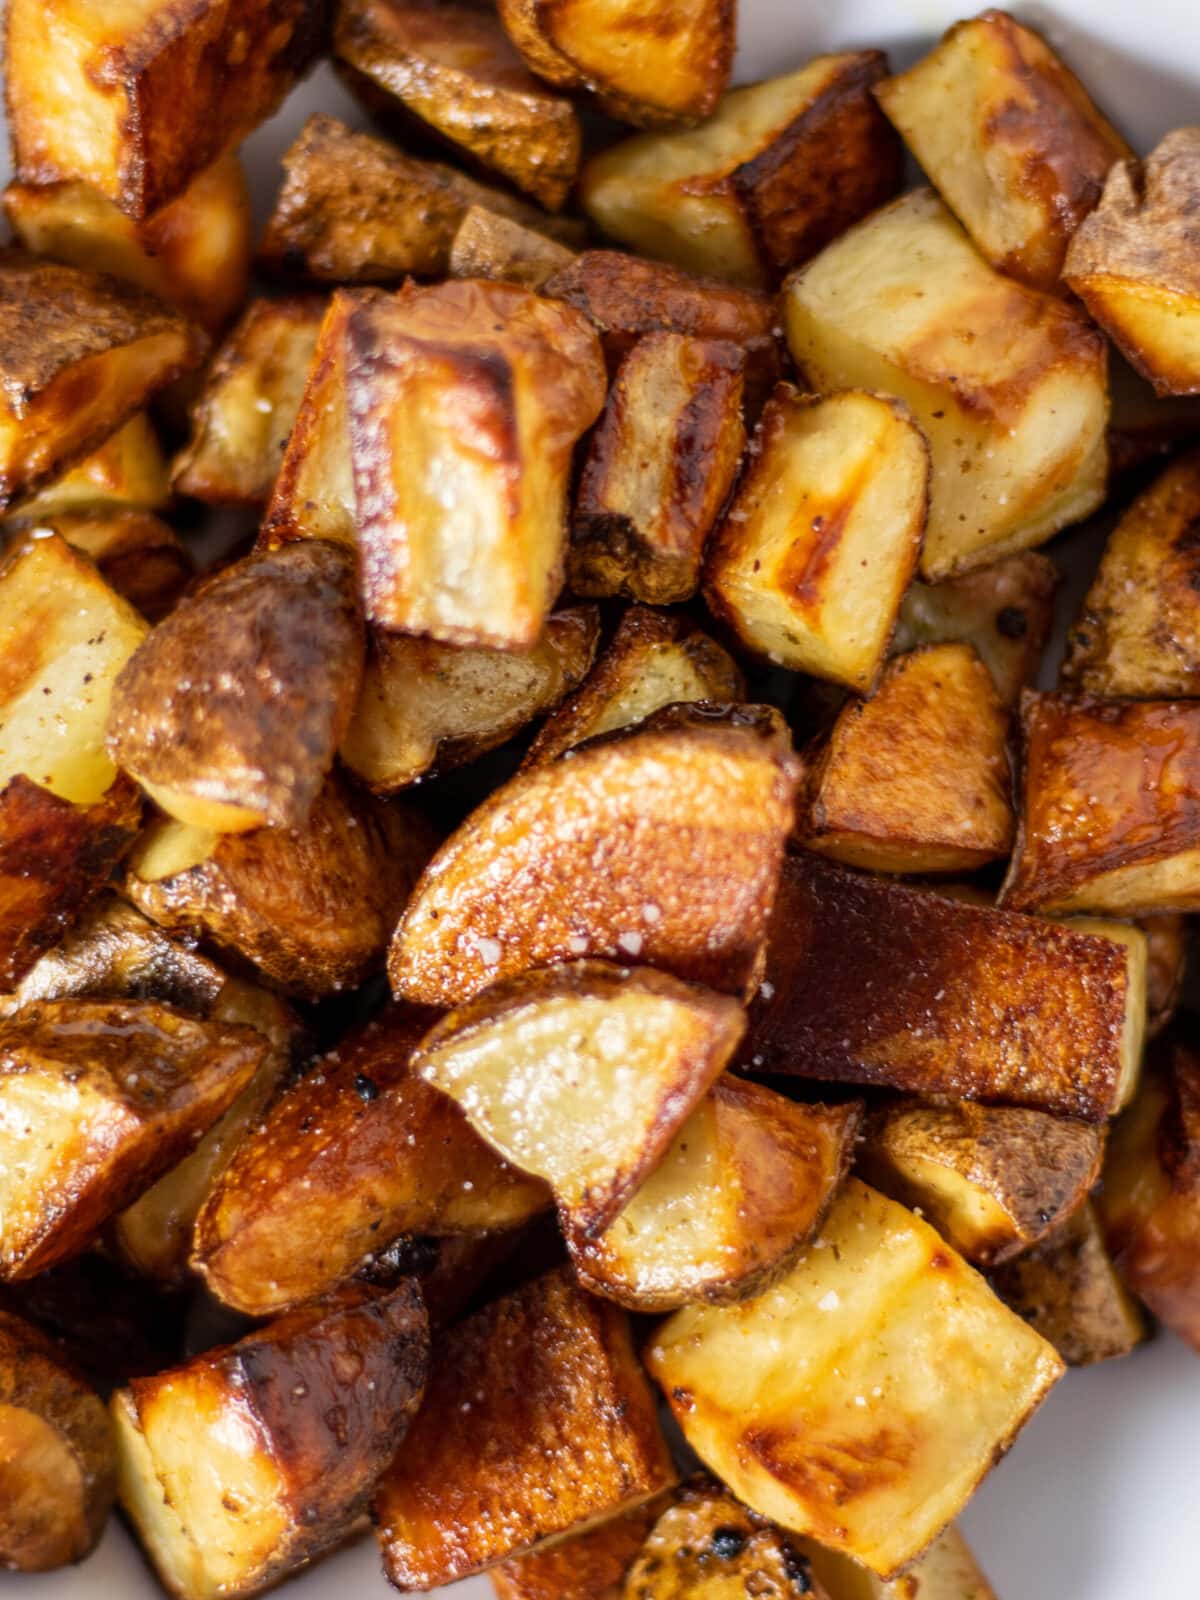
(7, 2), (1200, 1596)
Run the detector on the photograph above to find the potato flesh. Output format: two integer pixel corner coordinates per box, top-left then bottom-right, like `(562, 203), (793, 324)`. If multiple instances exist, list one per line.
(9, 414), (169, 522)
(111, 1390), (211, 1600)
(0, 1403), (91, 1571)
(801, 1524), (997, 1599)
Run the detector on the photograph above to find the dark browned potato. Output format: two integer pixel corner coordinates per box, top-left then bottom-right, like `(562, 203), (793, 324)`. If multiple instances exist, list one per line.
(37, 510), (193, 623)
(113, 1281), (429, 1600)
(491, 1498), (670, 1600)
(448, 205), (576, 290)
(4, 413), (169, 525)
(374, 1268), (678, 1587)
(1144, 913), (1189, 1038)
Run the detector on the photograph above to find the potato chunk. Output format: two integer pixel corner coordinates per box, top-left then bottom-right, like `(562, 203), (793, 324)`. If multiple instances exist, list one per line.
(704, 388), (928, 690)
(875, 11), (1129, 289)
(800, 1525), (997, 1600)
(449, 204), (576, 290)
(374, 1268), (677, 1587)
(582, 53), (901, 289)
(743, 854), (1146, 1122)
(8, 413), (169, 524)
(492, 1500), (668, 1600)
(390, 703), (800, 1005)
(37, 509), (192, 625)
(7, 0), (324, 218)
(114, 1281), (429, 1600)
(785, 189), (1108, 579)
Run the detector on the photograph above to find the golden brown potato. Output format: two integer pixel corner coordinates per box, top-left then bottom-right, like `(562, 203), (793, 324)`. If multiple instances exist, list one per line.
(801, 1525), (998, 1600)
(1144, 913), (1189, 1038)
(571, 334), (745, 604)
(492, 1500), (669, 1600)
(704, 387), (928, 691)
(648, 1178), (1062, 1578)
(0, 1309), (115, 1571)
(785, 189), (1109, 580)
(0, 253), (204, 510)
(374, 1268), (678, 1587)
(4, 154), (252, 334)
(857, 1101), (1103, 1267)
(875, 11), (1130, 290)
(582, 53), (901, 289)
(391, 703), (800, 1006)
(525, 607), (743, 767)
(566, 1080), (861, 1311)
(194, 1006), (550, 1318)
(33, 510), (191, 625)
(341, 608), (598, 794)
(1064, 129), (1200, 396)
(125, 770), (432, 1002)
(114, 1281), (429, 1600)
(449, 204), (576, 290)
(107, 541), (363, 833)
(7, 413), (169, 524)
(6, 0), (324, 218)
(743, 853), (1147, 1122)
(801, 644), (1013, 873)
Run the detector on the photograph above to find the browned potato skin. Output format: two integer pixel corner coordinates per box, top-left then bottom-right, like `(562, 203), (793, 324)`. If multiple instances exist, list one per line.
(1144, 913), (1188, 1038)
(449, 205), (575, 290)
(374, 1268), (678, 1587)
(39, 510), (193, 623)
(390, 703), (801, 1007)
(194, 1007), (550, 1318)
(742, 853), (1140, 1122)
(0, 1309), (115, 1570)
(491, 1498), (670, 1600)
(571, 334), (746, 604)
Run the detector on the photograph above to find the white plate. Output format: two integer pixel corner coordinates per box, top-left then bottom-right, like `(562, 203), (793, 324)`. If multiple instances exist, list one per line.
(7, 3), (1200, 1597)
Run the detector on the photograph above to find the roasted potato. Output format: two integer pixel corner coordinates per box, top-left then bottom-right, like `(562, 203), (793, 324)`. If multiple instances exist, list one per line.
(492, 1499), (669, 1600)
(874, 10), (1130, 289)
(581, 53), (901, 289)
(341, 608), (598, 794)
(6, 0), (324, 218)
(704, 388), (928, 690)
(107, 541), (363, 833)
(114, 1281), (429, 1600)
(7, 413), (169, 524)
(1064, 129), (1200, 396)
(648, 1178), (1063, 1578)
(1107, 350), (1200, 477)
(40, 509), (193, 625)
(743, 853), (1147, 1122)
(571, 334), (745, 604)
(194, 1006), (550, 1318)
(374, 1268), (678, 1587)
(801, 644), (1013, 873)
(1144, 913), (1189, 1038)
(801, 1525), (998, 1600)
(0, 1309), (115, 1570)
(390, 703), (800, 1006)
(785, 189), (1109, 580)
(449, 204), (576, 290)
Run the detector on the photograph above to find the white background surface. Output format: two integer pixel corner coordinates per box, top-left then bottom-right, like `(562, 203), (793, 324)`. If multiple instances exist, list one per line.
(7, 2), (1200, 1596)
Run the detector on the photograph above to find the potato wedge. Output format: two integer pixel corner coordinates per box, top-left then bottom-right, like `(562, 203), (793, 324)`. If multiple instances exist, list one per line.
(341, 608), (598, 794)
(874, 11), (1130, 289)
(6, 0), (324, 218)
(194, 1006), (550, 1317)
(571, 334), (745, 604)
(107, 541), (362, 833)
(449, 204), (576, 290)
(704, 387), (928, 691)
(785, 189), (1109, 580)
(566, 1080), (861, 1310)
(800, 1525), (997, 1600)
(581, 53), (901, 289)
(0, 1309), (115, 1571)
(390, 703), (800, 1005)
(492, 1499), (669, 1600)
(743, 854), (1146, 1122)
(648, 1178), (1062, 1577)
(114, 1281), (429, 1600)
(7, 413), (169, 524)
(374, 1268), (677, 1587)
(801, 644), (1013, 873)
(39, 510), (193, 625)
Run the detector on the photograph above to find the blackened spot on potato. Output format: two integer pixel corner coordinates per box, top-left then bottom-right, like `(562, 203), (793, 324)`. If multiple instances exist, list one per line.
(355, 1073), (380, 1102)
(996, 606), (1028, 638)
(709, 1526), (748, 1560)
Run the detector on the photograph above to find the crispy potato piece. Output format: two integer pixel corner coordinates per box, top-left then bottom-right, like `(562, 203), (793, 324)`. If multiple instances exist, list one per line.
(571, 334), (745, 604)
(334, 0), (580, 211)
(704, 388), (928, 691)
(1144, 913), (1188, 1038)
(1064, 130), (1200, 395)
(40, 509), (192, 624)
(195, 1006), (549, 1317)
(0, 1309), (115, 1570)
(801, 644), (1013, 873)
(0, 998), (265, 1279)
(582, 53), (901, 289)
(889, 551), (1058, 708)
(566, 1081), (861, 1310)
(341, 608), (598, 794)
(7, 413), (169, 524)
(800, 1525), (997, 1600)
(391, 703), (800, 1005)
(125, 771), (432, 1002)
(648, 1178), (1062, 1577)
(6, 0), (324, 218)
(743, 853), (1147, 1122)
(493, 1500), (669, 1600)
(449, 204), (575, 290)
(785, 189), (1108, 580)
(857, 1101), (1103, 1267)
(108, 541), (362, 833)
(374, 1268), (678, 1586)
(115, 1281), (428, 1600)
(875, 11), (1130, 290)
